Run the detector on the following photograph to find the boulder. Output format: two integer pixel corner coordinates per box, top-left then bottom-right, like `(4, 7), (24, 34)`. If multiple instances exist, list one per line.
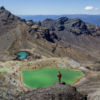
(26, 20), (33, 26)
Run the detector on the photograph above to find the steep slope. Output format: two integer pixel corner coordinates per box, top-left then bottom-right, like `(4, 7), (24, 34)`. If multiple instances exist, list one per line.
(0, 6), (30, 60)
(0, 6), (60, 61)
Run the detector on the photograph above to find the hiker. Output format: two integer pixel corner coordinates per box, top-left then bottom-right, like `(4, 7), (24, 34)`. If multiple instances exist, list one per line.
(58, 71), (62, 83)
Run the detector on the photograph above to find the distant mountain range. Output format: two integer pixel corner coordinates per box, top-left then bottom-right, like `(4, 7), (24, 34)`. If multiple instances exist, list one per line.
(19, 15), (100, 26)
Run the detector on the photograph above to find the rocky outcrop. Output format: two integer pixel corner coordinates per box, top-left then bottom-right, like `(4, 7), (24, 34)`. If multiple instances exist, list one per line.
(28, 26), (58, 43)
(18, 82), (86, 100)
(74, 73), (100, 100)
(0, 72), (25, 100)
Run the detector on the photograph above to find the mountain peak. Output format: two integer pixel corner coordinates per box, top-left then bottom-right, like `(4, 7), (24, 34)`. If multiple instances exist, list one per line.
(0, 6), (24, 26)
(58, 17), (69, 21)
(44, 18), (54, 22)
(57, 17), (69, 25)
(0, 6), (5, 10)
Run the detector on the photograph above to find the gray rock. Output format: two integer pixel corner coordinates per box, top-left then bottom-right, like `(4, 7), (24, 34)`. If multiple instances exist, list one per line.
(18, 82), (86, 100)
(26, 20), (33, 26)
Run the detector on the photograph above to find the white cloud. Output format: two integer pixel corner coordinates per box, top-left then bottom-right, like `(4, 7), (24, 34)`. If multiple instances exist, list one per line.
(85, 6), (94, 11)
(84, 6), (99, 11)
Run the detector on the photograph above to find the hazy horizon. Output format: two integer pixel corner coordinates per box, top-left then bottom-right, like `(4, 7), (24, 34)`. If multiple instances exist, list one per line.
(18, 14), (100, 16)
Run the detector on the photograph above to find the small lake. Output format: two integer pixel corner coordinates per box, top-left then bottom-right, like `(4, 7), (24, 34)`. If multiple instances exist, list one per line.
(0, 68), (10, 72)
(16, 51), (29, 60)
(22, 67), (83, 88)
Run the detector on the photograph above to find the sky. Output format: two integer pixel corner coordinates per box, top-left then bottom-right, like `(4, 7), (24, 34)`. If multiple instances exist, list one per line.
(0, 0), (100, 15)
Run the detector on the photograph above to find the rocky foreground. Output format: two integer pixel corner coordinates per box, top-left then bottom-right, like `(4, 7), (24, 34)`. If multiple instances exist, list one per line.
(18, 82), (86, 100)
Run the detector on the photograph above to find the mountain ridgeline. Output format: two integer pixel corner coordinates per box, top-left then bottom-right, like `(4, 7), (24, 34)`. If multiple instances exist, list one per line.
(20, 15), (100, 26)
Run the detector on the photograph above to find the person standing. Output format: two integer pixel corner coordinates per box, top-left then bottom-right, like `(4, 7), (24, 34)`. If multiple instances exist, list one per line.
(58, 71), (62, 83)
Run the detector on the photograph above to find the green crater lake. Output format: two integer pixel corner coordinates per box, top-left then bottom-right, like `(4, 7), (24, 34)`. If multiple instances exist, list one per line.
(16, 51), (29, 60)
(22, 67), (83, 88)
(0, 68), (10, 72)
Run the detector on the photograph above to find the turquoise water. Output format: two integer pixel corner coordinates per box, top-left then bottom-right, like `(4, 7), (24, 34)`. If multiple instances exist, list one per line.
(16, 51), (29, 60)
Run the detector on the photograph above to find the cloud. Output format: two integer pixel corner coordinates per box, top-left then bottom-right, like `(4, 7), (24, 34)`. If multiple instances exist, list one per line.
(84, 6), (99, 11)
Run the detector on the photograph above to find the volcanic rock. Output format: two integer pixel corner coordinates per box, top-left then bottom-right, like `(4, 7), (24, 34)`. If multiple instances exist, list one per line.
(18, 82), (86, 100)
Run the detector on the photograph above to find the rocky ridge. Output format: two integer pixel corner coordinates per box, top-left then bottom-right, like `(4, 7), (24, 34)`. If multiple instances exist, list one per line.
(42, 17), (100, 52)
